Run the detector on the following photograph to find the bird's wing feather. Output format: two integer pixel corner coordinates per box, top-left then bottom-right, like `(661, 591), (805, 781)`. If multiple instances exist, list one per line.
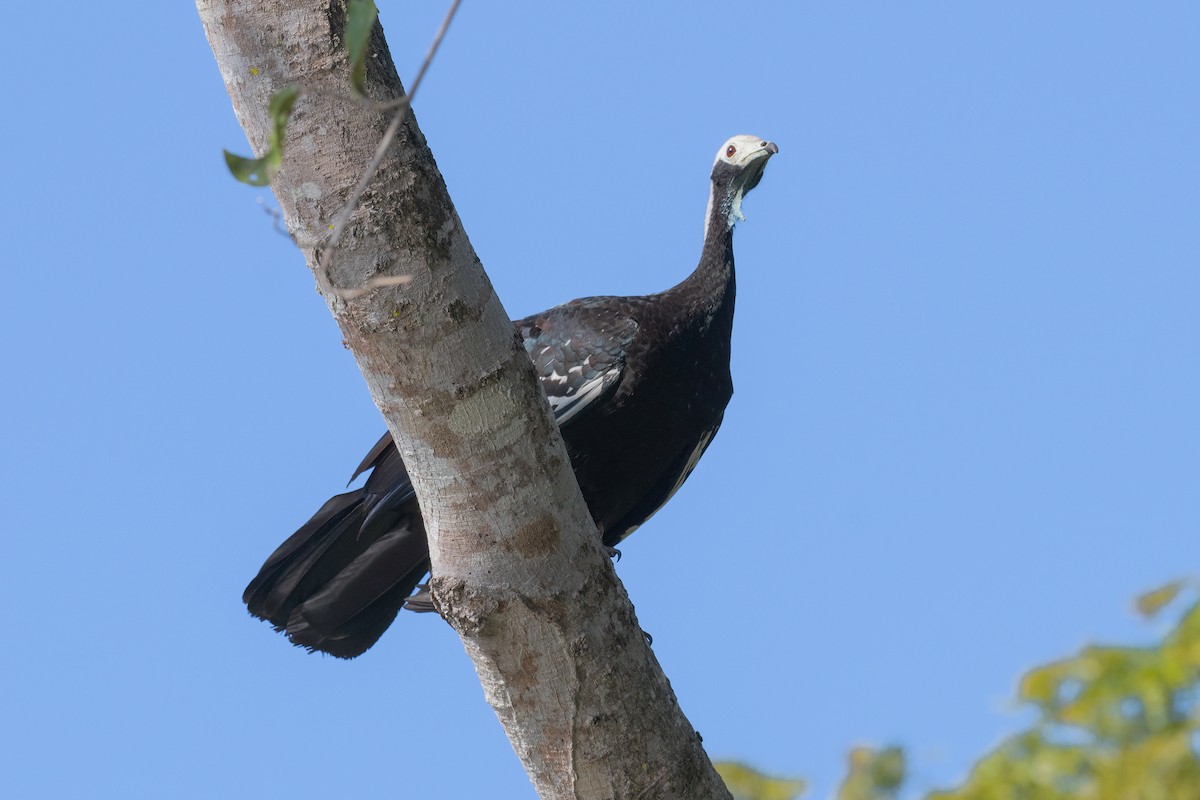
(518, 299), (640, 427)
(341, 304), (639, 532)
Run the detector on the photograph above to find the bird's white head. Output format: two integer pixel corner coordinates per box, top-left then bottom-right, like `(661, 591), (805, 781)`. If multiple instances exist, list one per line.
(705, 134), (778, 239)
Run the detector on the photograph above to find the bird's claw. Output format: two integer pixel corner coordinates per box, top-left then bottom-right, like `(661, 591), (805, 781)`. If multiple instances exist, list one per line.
(604, 546), (622, 562)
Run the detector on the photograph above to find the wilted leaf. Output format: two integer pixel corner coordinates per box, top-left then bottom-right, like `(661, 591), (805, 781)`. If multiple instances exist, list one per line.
(224, 84), (301, 186)
(345, 0), (378, 95)
(715, 761), (806, 800)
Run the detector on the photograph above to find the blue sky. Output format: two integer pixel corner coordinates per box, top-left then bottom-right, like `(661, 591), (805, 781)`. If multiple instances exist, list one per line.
(2, 2), (1197, 798)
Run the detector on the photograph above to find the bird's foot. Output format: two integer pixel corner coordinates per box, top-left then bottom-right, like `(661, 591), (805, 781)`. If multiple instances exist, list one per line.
(604, 545), (622, 562)
(403, 584), (437, 613)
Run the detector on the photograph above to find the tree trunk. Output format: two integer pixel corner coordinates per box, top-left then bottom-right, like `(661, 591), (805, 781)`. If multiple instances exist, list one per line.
(196, 2), (732, 798)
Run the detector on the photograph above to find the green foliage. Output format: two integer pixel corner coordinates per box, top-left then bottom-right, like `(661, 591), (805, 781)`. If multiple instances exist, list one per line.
(224, 84), (300, 186)
(837, 747), (906, 800)
(1136, 581), (1185, 618)
(345, 0), (378, 96)
(930, 581), (1200, 799)
(723, 581), (1200, 799)
(715, 761), (806, 800)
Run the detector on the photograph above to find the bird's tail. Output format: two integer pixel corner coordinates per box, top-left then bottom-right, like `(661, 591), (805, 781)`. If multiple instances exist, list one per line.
(243, 487), (430, 658)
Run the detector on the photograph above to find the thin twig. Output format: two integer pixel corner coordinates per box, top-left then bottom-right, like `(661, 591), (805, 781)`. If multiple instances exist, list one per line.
(325, 0), (461, 251)
(317, 0), (462, 301)
(257, 197), (296, 242)
(375, 0), (461, 111)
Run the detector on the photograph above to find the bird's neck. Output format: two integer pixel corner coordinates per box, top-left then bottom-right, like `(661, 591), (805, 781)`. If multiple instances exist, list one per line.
(666, 221), (736, 325)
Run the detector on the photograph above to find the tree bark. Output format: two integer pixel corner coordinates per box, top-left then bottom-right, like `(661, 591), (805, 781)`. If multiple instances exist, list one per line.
(197, 2), (732, 798)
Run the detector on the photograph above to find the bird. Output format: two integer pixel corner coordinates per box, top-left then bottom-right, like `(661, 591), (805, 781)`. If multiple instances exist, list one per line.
(244, 134), (778, 657)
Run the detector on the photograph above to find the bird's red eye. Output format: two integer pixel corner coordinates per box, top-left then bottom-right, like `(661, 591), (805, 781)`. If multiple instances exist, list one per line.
(726, 145), (737, 157)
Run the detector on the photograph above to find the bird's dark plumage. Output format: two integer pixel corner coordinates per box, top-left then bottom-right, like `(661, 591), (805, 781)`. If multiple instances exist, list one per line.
(245, 135), (777, 656)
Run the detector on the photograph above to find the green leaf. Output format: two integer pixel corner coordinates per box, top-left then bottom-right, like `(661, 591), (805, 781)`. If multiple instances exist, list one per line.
(345, 0), (378, 95)
(268, 84), (301, 132)
(223, 150), (275, 186)
(715, 761), (806, 800)
(927, 582), (1200, 798)
(837, 747), (905, 800)
(868, 747), (905, 790)
(1136, 580), (1184, 618)
(224, 84), (301, 186)
(1016, 659), (1076, 709)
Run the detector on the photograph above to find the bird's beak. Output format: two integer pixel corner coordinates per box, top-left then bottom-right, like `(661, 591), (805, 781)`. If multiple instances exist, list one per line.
(738, 142), (778, 195)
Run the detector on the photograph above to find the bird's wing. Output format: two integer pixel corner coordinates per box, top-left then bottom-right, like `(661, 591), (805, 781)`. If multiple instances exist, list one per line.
(245, 302), (641, 656)
(517, 299), (641, 427)
(344, 301), (638, 524)
(346, 300), (638, 504)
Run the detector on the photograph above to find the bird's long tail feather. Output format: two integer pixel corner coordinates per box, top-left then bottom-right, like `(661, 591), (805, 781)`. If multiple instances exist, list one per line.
(243, 473), (430, 658)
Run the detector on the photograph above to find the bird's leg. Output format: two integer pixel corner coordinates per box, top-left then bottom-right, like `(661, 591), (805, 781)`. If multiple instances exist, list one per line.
(596, 520), (622, 561)
(403, 583), (436, 613)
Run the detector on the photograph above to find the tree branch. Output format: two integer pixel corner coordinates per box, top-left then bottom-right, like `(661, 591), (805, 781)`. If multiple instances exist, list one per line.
(197, 2), (731, 797)
(321, 0), (460, 287)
